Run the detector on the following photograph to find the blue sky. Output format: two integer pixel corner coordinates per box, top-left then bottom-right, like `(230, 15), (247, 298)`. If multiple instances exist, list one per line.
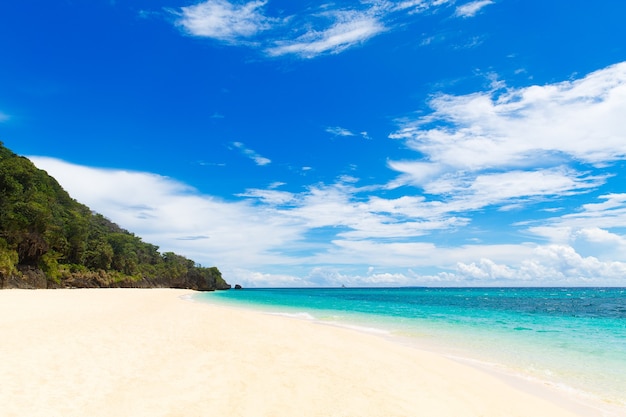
(2, 0), (626, 287)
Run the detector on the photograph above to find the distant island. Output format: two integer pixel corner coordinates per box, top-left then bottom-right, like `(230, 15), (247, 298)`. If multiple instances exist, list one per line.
(0, 142), (230, 291)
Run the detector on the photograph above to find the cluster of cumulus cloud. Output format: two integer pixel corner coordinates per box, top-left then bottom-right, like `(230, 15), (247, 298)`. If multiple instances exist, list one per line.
(30, 60), (626, 287)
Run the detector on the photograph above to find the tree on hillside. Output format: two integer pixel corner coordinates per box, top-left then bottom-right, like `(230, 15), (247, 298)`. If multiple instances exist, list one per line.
(0, 141), (229, 290)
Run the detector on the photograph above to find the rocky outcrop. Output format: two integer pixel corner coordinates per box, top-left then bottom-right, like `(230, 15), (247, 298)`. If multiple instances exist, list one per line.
(2, 266), (47, 289)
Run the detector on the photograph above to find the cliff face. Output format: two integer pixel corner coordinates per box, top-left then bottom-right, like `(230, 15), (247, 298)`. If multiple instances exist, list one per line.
(0, 142), (230, 291)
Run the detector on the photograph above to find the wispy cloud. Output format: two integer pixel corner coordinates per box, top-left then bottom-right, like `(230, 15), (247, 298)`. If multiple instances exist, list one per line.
(231, 141), (271, 166)
(0, 111), (10, 122)
(168, 0), (474, 58)
(266, 10), (385, 58)
(173, 0), (274, 43)
(388, 0), (453, 13)
(527, 194), (626, 244)
(325, 126), (372, 139)
(455, 0), (494, 18)
(326, 126), (355, 137)
(24, 62), (626, 287)
(29, 153), (626, 287)
(27, 157), (298, 272)
(388, 61), (626, 202)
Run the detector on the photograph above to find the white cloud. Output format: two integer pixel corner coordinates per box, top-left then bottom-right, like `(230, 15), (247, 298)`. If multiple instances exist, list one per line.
(389, 62), (626, 203)
(168, 0), (470, 58)
(455, 258), (515, 281)
(240, 181), (468, 241)
(231, 141), (271, 166)
(436, 168), (603, 207)
(248, 240), (626, 287)
(377, 62), (626, 287)
(326, 126), (355, 137)
(387, 165), (604, 217)
(0, 111), (10, 122)
(174, 0), (273, 43)
(326, 126), (372, 140)
(524, 194), (626, 262)
(22, 155), (626, 287)
(388, 0), (452, 13)
(526, 194), (626, 239)
(455, 0), (494, 18)
(266, 11), (385, 58)
(576, 227), (626, 247)
(453, 244), (626, 285)
(28, 157), (303, 273)
(229, 268), (306, 288)
(237, 188), (297, 206)
(524, 226), (573, 244)
(388, 0), (428, 12)
(578, 193), (626, 215)
(22, 62), (626, 287)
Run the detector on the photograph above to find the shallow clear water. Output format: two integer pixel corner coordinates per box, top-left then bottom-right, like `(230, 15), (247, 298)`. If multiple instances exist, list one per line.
(199, 287), (626, 407)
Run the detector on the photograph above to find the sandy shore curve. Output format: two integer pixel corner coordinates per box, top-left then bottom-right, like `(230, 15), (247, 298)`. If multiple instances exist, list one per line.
(0, 289), (613, 417)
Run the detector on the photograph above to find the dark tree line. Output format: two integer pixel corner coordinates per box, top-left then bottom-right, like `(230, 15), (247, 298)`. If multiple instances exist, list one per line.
(0, 142), (229, 290)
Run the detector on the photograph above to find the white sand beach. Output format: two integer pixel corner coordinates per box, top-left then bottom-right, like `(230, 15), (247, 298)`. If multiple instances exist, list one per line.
(0, 289), (612, 417)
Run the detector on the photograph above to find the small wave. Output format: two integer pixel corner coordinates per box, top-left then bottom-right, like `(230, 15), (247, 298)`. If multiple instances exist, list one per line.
(179, 293), (196, 302)
(266, 311), (317, 321)
(321, 321), (392, 336)
(266, 311), (392, 336)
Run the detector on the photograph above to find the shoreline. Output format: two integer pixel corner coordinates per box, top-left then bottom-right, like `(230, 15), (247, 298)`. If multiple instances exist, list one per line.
(198, 292), (625, 417)
(201, 289), (626, 416)
(1, 289), (621, 417)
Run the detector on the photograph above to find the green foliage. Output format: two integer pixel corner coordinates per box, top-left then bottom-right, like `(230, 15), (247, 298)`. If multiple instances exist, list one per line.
(40, 251), (62, 284)
(0, 141), (228, 290)
(0, 238), (18, 277)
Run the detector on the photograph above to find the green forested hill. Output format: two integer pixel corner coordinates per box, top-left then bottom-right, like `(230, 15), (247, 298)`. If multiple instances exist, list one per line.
(0, 142), (229, 290)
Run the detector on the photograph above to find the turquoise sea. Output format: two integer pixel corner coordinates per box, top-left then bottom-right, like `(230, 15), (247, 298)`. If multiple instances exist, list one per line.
(198, 287), (626, 410)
